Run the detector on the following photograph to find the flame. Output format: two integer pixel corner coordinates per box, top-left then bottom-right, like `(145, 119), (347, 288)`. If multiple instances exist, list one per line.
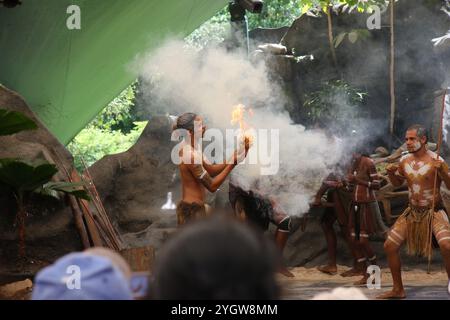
(231, 104), (254, 147)
(231, 104), (246, 130)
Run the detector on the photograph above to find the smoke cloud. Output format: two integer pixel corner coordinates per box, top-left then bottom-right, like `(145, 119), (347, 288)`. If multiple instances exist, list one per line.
(133, 40), (344, 216)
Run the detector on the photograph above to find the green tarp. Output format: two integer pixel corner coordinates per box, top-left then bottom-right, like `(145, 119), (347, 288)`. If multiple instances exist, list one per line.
(0, 0), (227, 144)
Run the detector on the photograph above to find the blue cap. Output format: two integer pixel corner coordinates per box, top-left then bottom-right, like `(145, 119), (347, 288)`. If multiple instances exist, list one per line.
(32, 252), (133, 300)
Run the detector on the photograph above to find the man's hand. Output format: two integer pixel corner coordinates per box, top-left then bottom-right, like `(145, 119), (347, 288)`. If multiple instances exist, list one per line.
(233, 148), (247, 164)
(324, 180), (342, 188)
(234, 138), (252, 164)
(386, 163), (399, 175)
(432, 158), (450, 179)
(432, 158), (444, 170)
(312, 197), (322, 207)
(244, 136), (252, 156)
(346, 173), (356, 183)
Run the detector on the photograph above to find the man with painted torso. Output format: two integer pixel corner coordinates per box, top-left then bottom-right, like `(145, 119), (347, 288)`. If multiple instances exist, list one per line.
(378, 124), (450, 299)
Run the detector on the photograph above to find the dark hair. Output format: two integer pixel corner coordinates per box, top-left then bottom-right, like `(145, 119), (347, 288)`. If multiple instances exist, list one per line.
(149, 216), (280, 300)
(173, 112), (197, 132)
(407, 124), (428, 142)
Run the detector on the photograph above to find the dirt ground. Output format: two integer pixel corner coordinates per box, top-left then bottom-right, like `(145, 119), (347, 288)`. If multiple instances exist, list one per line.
(279, 265), (450, 300)
(1, 266), (448, 300)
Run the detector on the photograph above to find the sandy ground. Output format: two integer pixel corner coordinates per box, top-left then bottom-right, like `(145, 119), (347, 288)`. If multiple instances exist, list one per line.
(278, 265), (450, 300)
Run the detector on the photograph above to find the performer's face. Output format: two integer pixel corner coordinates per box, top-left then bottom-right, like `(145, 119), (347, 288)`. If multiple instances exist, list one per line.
(193, 116), (206, 138)
(352, 152), (361, 162)
(405, 129), (426, 153)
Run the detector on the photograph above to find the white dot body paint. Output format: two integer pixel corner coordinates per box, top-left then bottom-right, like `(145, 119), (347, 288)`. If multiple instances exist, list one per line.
(412, 184), (421, 194)
(411, 141), (421, 152)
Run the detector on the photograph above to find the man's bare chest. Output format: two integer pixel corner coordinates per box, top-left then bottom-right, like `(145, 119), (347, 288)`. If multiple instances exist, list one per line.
(402, 159), (435, 185)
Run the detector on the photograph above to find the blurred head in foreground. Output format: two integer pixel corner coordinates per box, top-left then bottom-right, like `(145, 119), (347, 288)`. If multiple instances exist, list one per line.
(32, 248), (133, 300)
(311, 287), (368, 300)
(149, 216), (280, 300)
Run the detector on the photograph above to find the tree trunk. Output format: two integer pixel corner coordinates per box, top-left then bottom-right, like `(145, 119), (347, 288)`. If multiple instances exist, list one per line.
(327, 6), (338, 68)
(389, 0), (396, 136)
(16, 194), (26, 257)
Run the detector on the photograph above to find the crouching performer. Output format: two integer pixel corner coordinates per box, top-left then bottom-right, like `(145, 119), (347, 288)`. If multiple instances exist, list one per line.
(377, 125), (450, 299)
(229, 183), (294, 277)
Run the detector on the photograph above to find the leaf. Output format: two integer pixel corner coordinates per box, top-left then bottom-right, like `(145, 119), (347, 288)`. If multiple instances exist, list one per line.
(25, 163), (59, 191)
(34, 187), (60, 200)
(67, 190), (91, 201)
(348, 31), (358, 43)
(301, 4), (311, 14)
(0, 109), (38, 136)
(43, 181), (91, 201)
(334, 32), (347, 48)
(0, 159), (58, 192)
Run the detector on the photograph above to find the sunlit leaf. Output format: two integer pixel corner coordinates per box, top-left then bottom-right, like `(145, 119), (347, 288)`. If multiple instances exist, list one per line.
(335, 32), (347, 48)
(348, 31), (359, 43)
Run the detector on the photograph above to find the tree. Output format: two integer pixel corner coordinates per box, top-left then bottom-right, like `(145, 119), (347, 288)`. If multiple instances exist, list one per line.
(67, 83), (147, 171)
(302, 79), (368, 133)
(185, 0), (306, 50)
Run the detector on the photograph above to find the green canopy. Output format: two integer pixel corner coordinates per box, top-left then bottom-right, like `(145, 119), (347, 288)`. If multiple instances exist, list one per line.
(0, 0), (227, 144)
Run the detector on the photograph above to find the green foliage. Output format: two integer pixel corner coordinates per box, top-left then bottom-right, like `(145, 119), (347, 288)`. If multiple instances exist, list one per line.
(38, 181), (90, 201)
(0, 109), (37, 136)
(0, 159), (89, 200)
(185, 0), (306, 50)
(68, 81), (147, 171)
(0, 158), (90, 257)
(0, 159), (58, 192)
(185, 0), (387, 50)
(67, 121), (147, 171)
(247, 0), (304, 30)
(185, 7), (231, 50)
(88, 83), (139, 134)
(303, 80), (368, 127)
(302, 0), (387, 14)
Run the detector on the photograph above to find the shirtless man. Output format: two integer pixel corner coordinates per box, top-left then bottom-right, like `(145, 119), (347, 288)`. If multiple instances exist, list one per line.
(347, 149), (386, 285)
(174, 112), (249, 226)
(377, 124), (450, 299)
(313, 172), (366, 277)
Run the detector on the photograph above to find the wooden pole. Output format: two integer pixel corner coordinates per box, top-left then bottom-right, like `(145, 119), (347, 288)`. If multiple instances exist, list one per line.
(51, 149), (91, 249)
(389, 0), (396, 137)
(68, 195), (91, 249)
(327, 5), (338, 69)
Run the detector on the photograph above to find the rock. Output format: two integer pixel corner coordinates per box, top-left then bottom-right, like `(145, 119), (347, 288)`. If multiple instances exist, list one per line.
(88, 116), (181, 249)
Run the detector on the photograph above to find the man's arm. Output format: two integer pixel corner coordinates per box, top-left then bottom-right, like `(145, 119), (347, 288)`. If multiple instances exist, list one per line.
(202, 161), (227, 177)
(367, 160), (381, 190)
(187, 162), (236, 193)
(433, 158), (450, 190)
(203, 143), (250, 177)
(386, 163), (405, 187)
